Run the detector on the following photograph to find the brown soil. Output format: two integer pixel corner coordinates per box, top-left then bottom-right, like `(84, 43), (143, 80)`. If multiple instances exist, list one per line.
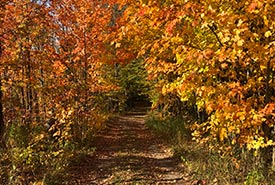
(64, 107), (193, 185)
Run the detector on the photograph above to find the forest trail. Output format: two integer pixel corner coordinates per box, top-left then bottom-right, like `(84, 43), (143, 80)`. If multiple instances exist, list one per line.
(64, 106), (192, 184)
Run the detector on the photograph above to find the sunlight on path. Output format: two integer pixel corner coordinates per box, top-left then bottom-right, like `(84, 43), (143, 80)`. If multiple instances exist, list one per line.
(64, 107), (192, 185)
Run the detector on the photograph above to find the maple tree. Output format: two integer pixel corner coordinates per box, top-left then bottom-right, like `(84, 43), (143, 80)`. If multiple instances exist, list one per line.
(114, 0), (275, 174)
(0, 0), (128, 183)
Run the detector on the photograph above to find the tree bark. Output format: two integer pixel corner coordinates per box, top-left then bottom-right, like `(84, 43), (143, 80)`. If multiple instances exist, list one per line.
(261, 57), (273, 176)
(0, 43), (5, 148)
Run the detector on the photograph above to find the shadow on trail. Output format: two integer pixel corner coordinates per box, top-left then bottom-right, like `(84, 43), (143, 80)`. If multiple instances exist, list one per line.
(64, 106), (190, 185)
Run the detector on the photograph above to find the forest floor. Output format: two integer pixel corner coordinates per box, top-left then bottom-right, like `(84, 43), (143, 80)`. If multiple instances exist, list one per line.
(62, 106), (193, 185)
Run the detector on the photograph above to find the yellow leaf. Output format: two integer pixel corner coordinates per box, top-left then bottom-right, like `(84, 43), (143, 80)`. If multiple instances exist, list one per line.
(260, 65), (266, 70)
(53, 130), (61, 137)
(258, 77), (263, 82)
(237, 39), (244, 46)
(232, 138), (236, 145)
(265, 31), (272, 38)
(252, 141), (262, 150)
(228, 126), (235, 132)
(115, 42), (121, 48)
(219, 128), (227, 142)
(263, 15), (268, 26)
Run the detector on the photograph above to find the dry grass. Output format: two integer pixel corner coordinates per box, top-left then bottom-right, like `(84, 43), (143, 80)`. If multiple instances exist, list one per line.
(146, 113), (275, 185)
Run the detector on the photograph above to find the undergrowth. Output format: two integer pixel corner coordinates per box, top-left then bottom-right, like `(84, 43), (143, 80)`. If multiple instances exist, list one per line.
(145, 112), (191, 142)
(0, 121), (100, 185)
(145, 111), (275, 185)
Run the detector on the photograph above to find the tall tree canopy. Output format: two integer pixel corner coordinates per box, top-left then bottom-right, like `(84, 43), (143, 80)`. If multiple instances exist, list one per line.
(1, 0), (275, 183)
(114, 0), (275, 157)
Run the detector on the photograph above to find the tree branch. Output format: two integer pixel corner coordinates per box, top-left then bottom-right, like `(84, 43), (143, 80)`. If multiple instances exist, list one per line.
(208, 24), (223, 47)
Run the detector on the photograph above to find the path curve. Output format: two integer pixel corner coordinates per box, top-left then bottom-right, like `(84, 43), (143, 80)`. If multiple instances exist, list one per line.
(65, 107), (191, 185)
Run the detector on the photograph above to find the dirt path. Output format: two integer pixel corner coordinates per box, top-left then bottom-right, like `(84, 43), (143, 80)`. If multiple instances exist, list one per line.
(65, 107), (191, 184)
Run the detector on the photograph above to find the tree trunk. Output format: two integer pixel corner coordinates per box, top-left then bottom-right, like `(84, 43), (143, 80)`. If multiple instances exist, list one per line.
(0, 43), (5, 148)
(261, 57), (273, 176)
(273, 141), (275, 171)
